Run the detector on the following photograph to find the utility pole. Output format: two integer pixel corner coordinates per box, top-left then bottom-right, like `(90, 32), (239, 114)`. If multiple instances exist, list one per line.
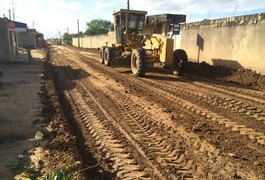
(12, 0), (15, 20)
(77, 19), (80, 48)
(58, 31), (61, 39)
(8, 9), (11, 19)
(32, 21), (34, 29)
(127, 0), (130, 10)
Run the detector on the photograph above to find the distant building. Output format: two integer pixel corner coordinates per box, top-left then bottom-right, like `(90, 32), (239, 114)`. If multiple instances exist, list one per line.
(0, 18), (28, 62)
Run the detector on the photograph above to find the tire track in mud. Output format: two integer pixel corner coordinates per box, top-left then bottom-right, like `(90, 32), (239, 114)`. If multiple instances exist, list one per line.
(78, 75), (258, 179)
(66, 90), (153, 180)
(192, 80), (265, 105)
(52, 46), (265, 178)
(141, 78), (265, 129)
(56, 47), (256, 178)
(117, 74), (265, 147)
(55, 54), (193, 179)
(69, 51), (265, 147)
(52, 52), (158, 179)
(65, 49), (265, 147)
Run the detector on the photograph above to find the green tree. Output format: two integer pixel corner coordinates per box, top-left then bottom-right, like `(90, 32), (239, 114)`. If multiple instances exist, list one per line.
(85, 19), (112, 35)
(63, 33), (72, 45)
(35, 32), (44, 39)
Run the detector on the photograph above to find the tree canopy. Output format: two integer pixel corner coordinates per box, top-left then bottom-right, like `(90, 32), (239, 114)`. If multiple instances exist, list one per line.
(62, 33), (72, 45)
(35, 32), (44, 39)
(84, 19), (112, 35)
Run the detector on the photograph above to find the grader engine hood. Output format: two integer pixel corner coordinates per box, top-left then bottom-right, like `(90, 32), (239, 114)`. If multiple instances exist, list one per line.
(144, 34), (174, 65)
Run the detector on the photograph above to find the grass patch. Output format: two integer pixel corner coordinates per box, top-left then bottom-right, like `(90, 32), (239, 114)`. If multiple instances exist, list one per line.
(43, 167), (75, 180)
(43, 161), (80, 180)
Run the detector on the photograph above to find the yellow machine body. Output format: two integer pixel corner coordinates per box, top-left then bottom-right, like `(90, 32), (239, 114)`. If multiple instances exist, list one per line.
(144, 34), (174, 66)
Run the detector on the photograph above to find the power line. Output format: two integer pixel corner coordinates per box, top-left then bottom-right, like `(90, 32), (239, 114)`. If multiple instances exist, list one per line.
(206, 9), (212, 19)
(233, 0), (239, 16)
(233, 4), (239, 16)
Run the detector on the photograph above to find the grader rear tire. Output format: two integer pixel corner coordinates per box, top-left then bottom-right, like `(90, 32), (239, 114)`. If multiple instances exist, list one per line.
(131, 48), (146, 77)
(104, 47), (114, 66)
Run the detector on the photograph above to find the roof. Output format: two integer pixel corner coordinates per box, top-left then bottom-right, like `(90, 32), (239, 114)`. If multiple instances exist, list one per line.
(146, 14), (186, 24)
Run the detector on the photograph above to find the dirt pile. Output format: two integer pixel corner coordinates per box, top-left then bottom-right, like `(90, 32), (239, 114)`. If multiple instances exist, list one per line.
(185, 61), (265, 89)
(222, 68), (265, 89)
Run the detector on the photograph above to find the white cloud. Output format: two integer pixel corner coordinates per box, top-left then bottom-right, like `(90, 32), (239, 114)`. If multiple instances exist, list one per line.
(130, 0), (265, 21)
(47, 0), (81, 11)
(0, 0), (264, 38)
(94, 1), (116, 9)
(0, 0), (85, 38)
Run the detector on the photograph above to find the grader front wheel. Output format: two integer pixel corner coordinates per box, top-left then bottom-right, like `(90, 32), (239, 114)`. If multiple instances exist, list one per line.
(104, 48), (114, 66)
(99, 46), (105, 64)
(131, 48), (146, 77)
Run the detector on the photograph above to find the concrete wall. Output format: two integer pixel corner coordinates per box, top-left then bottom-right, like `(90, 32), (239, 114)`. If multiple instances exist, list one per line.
(0, 18), (11, 61)
(17, 32), (36, 49)
(180, 13), (265, 74)
(72, 32), (115, 48)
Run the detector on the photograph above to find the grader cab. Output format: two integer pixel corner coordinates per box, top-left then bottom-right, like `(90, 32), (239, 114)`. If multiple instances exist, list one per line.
(100, 9), (188, 77)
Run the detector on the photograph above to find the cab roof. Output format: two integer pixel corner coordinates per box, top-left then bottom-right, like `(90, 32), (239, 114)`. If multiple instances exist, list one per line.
(113, 9), (147, 16)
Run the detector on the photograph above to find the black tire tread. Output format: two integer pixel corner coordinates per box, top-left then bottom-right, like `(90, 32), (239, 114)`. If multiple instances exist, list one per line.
(100, 46), (105, 64)
(131, 48), (146, 77)
(104, 47), (114, 66)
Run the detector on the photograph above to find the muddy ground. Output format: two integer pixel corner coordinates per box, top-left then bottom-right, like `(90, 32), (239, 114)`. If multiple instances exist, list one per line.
(0, 46), (265, 179)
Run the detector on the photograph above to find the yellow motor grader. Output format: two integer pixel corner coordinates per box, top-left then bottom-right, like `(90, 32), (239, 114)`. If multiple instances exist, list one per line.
(100, 9), (188, 77)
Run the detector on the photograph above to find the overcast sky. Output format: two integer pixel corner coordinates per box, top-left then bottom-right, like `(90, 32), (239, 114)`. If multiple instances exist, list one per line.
(0, 0), (264, 38)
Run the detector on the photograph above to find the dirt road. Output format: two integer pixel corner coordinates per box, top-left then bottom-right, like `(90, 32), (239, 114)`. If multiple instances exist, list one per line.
(48, 45), (265, 179)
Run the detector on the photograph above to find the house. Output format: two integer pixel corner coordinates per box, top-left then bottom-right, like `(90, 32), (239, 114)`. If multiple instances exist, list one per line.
(0, 17), (28, 62)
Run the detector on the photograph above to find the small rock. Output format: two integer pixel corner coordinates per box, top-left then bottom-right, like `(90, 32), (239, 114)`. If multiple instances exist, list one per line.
(257, 138), (265, 145)
(228, 153), (238, 158)
(254, 161), (262, 166)
(34, 131), (44, 140)
(18, 154), (24, 160)
(247, 106), (257, 110)
(245, 111), (252, 116)
(162, 108), (172, 113)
